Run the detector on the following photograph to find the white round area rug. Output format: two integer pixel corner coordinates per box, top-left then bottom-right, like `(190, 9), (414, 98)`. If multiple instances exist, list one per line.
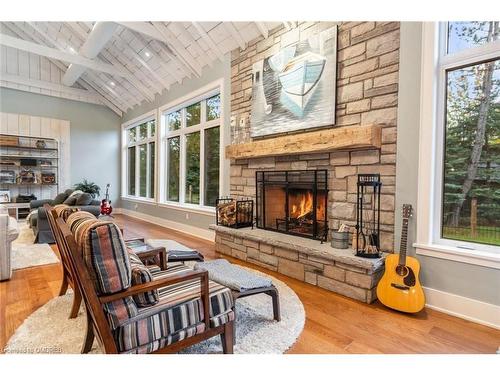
(5, 268), (305, 354)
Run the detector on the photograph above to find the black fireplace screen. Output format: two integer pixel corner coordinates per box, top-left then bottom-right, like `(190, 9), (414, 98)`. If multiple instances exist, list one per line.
(256, 170), (328, 241)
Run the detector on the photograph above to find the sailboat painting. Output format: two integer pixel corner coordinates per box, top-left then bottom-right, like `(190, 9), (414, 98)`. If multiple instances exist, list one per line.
(250, 26), (337, 138)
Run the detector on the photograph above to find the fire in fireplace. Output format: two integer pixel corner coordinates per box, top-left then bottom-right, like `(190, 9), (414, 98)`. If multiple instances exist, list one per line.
(256, 170), (328, 241)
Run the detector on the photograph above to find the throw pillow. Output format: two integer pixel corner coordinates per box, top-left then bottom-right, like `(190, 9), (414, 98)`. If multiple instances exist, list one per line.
(63, 195), (78, 205)
(64, 189), (74, 196)
(69, 190), (83, 197)
(53, 192), (69, 205)
(129, 251), (159, 307)
(76, 192), (93, 206)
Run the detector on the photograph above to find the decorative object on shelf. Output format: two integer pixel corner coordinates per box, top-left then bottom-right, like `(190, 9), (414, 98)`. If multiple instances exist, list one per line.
(100, 183), (113, 216)
(250, 26), (337, 138)
(0, 170), (16, 184)
(41, 172), (56, 184)
(355, 174), (382, 258)
(39, 159), (52, 167)
(0, 135), (19, 147)
(35, 139), (47, 149)
(19, 158), (37, 167)
(377, 204), (425, 313)
(0, 190), (10, 203)
(14, 194), (37, 203)
(17, 168), (36, 184)
(216, 197), (254, 229)
(73, 179), (101, 198)
(331, 224), (350, 249)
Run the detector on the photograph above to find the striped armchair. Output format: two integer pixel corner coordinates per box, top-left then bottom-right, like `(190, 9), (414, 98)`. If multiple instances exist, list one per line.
(55, 213), (235, 354)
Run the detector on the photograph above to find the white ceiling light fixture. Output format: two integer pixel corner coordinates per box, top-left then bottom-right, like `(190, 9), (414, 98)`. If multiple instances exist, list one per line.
(144, 50), (151, 58)
(109, 81), (116, 86)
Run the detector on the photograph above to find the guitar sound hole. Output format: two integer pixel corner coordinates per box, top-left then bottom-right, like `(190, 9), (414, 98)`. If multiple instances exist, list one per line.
(395, 265), (408, 277)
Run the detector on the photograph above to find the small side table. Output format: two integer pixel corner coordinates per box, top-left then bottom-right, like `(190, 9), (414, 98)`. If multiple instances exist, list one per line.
(125, 239), (167, 270)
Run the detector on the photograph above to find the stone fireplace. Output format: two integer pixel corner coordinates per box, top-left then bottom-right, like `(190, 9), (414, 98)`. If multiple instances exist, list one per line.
(256, 170), (328, 241)
(212, 21), (400, 303)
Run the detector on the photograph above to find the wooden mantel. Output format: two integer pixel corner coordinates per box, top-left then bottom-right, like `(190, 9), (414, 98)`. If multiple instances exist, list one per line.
(225, 124), (382, 159)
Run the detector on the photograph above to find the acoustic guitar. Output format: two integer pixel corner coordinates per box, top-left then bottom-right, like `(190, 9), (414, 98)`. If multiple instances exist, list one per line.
(376, 204), (425, 313)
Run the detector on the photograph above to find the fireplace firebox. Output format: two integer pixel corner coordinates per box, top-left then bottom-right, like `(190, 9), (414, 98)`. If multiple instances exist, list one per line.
(256, 170), (328, 241)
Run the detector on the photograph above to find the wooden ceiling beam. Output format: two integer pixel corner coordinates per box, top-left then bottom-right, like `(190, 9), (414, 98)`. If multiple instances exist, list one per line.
(1, 22), (124, 115)
(224, 22), (246, 50)
(118, 29), (175, 89)
(151, 22), (202, 77)
(117, 21), (196, 79)
(61, 21), (118, 86)
(255, 22), (269, 39)
(30, 22), (138, 109)
(0, 33), (129, 79)
(191, 22), (225, 62)
(168, 22), (213, 68)
(66, 22), (157, 102)
(0, 73), (100, 102)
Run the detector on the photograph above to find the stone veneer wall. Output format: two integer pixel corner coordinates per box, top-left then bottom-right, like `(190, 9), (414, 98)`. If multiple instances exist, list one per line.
(229, 22), (400, 252)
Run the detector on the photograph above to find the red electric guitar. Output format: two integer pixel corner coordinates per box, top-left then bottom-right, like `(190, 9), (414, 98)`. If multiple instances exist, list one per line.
(100, 183), (113, 216)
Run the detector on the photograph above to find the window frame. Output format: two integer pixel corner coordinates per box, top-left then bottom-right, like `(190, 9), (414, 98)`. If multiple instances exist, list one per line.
(415, 22), (500, 269)
(159, 82), (224, 212)
(121, 110), (157, 203)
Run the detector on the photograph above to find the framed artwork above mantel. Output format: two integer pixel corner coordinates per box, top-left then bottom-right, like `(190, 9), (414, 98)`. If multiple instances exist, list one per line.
(250, 25), (338, 138)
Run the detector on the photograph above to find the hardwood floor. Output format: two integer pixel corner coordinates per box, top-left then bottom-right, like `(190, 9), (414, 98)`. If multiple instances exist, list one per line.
(1, 214), (499, 353)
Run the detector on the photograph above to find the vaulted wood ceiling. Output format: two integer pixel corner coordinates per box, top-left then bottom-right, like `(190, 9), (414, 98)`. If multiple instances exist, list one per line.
(0, 22), (281, 117)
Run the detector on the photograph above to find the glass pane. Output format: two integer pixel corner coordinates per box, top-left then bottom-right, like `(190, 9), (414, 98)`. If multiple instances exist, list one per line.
(128, 146), (135, 196)
(204, 126), (220, 207)
(167, 111), (181, 131)
(128, 127), (136, 143)
(167, 137), (180, 202)
(186, 102), (201, 127)
(442, 59), (500, 246)
(149, 142), (155, 199)
(185, 132), (200, 204)
(139, 122), (148, 140)
(139, 144), (147, 197)
(206, 94), (221, 121)
(448, 22), (499, 54)
(150, 120), (156, 137)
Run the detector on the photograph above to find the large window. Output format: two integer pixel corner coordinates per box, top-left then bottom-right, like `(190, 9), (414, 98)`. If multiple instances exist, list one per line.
(125, 118), (156, 200)
(163, 92), (221, 208)
(439, 22), (499, 249)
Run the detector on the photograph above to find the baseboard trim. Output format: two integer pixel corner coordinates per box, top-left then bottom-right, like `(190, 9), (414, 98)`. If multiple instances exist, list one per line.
(423, 287), (500, 330)
(115, 208), (215, 242)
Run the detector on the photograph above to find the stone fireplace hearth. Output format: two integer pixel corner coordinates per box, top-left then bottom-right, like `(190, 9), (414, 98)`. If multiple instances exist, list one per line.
(211, 225), (385, 303)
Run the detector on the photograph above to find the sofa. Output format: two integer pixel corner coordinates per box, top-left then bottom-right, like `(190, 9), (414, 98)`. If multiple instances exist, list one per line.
(30, 189), (101, 243)
(0, 206), (19, 280)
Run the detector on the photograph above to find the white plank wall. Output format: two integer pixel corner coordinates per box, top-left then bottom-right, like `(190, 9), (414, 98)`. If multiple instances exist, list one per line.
(0, 112), (70, 200)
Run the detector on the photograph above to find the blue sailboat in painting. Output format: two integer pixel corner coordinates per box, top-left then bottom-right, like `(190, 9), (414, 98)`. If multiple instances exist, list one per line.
(278, 51), (326, 117)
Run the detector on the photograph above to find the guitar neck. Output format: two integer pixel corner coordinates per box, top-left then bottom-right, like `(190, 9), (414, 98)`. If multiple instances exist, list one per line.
(399, 218), (409, 265)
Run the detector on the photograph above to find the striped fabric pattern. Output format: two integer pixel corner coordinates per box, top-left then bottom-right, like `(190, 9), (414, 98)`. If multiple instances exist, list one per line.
(121, 322), (206, 354)
(112, 264), (235, 353)
(129, 250), (159, 307)
(80, 221), (138, 328)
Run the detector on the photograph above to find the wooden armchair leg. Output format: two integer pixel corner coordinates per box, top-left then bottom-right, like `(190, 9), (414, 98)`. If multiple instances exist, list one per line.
(81, 311), (95, 354)
(58, 274), (69, 296)
(69, 288), (82, 319)
(220, 320), (234, 354)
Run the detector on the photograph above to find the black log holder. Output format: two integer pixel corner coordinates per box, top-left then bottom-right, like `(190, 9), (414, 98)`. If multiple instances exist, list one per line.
(355, 174), (382, 258)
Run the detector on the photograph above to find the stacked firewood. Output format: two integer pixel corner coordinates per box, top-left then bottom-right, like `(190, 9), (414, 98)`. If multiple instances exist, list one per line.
(217, 200), (237, 226)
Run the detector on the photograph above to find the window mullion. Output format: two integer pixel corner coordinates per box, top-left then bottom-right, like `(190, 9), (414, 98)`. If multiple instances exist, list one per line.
(200, 104), (206, 207)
